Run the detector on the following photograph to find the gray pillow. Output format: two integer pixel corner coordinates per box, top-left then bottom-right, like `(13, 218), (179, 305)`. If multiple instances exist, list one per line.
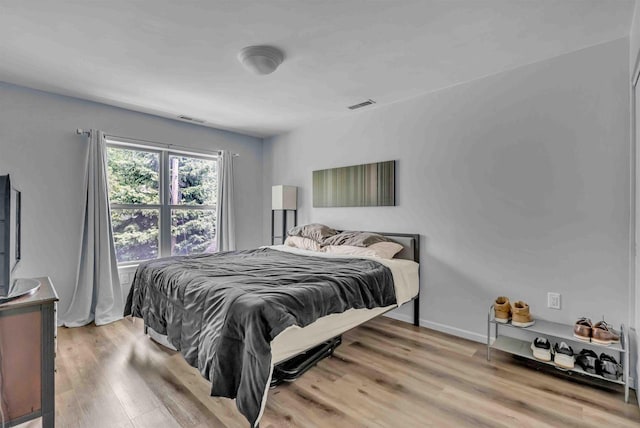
(322, 231), (390, 247)
(287, 223), (338, 242)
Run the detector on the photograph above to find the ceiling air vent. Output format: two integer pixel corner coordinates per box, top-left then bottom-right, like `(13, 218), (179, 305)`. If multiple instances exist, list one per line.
(348, 99), (376, 110)
(178, 115), (206, 124)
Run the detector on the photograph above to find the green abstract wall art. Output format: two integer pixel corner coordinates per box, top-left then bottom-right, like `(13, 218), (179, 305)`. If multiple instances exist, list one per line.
(313, 160), (395, 207)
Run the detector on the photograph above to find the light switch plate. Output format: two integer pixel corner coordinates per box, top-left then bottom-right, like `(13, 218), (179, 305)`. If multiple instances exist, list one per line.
(547, 292), (561, 310)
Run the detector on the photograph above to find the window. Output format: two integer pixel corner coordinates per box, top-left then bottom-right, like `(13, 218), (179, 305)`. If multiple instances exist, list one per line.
(106, 141), (218, 264)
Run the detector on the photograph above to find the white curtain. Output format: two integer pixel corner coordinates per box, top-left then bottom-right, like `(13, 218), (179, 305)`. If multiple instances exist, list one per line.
(216, 150), (236, 251)
(60, 130), (123, 327)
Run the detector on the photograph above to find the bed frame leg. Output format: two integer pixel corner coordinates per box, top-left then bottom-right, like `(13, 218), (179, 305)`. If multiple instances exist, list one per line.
(413, 297), (420, 327)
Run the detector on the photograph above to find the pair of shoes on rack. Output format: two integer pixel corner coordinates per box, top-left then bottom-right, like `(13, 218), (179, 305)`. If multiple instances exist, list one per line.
(531, 338), (575, 369)
(573, 318), (620, 345)
(575, 349), (622, 380)
(494, 296), (535, 327)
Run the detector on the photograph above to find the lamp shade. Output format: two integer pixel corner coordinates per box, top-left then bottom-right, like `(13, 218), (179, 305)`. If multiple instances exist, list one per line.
(272, 185), (297, 210)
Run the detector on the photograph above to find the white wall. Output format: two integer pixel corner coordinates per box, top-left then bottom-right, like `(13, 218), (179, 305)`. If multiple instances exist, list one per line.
(631, 1), (640, 76)
(0, 82), (264, 314)
(264, 38), (630, 341)
(630, 0), (640, 397)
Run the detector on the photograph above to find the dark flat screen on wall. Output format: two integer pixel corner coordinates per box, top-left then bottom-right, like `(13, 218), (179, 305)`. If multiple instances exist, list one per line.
(313, 160), (395, 207)
(0, 175), (21, 297)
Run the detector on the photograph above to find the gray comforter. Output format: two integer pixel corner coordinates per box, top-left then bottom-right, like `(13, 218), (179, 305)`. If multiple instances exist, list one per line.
(124, 247), (396, 426)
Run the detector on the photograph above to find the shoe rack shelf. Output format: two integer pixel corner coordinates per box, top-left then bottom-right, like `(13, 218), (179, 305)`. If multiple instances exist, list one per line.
(486, 305), (630, 402)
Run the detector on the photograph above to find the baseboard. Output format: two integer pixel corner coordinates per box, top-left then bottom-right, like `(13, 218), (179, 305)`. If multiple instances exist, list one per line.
(383, 312), (486, 344)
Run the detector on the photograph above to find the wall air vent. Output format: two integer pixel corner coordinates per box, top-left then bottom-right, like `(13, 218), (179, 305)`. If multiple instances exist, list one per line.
(348, 99), (376, 110)
(178, 115), (206, 124)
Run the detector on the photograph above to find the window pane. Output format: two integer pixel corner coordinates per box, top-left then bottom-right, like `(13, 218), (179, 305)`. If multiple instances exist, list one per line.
(111, 209), (159, 263)
(171, 209), (216, 255)
(169, 155), (217, 205)
(107, 146), (160, 204)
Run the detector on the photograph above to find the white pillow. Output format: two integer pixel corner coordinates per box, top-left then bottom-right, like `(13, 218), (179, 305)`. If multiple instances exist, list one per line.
(368, 242), (403, 259)
(284, 236), (322, 252)
(323, 242), (404, 259)
(322, 245), (378, 257)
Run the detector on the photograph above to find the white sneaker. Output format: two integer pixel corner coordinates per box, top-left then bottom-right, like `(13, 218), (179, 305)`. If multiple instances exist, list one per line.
(553, 342), (575, 369)
(530, 337), (552, 362)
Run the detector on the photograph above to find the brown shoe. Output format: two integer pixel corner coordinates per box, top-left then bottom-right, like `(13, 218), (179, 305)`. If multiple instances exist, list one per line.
(511, 301), (535, 327)
(592, 321), (620, 345)
(494, 296), (511, 323)
(573, 317), (592, 342)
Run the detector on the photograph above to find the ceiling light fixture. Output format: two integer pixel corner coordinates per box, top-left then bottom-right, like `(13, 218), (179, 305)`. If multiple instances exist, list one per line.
(238, 45), (285, 75)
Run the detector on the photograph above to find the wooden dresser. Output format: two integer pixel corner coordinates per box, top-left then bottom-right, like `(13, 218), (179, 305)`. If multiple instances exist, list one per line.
(0, 277), (57, 427)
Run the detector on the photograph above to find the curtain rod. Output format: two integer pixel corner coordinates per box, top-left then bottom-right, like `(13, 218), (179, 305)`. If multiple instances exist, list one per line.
(76, 128), (239, 157)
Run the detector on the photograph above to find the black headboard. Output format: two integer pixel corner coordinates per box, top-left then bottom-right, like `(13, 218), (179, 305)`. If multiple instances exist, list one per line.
(377, 232), (420, 264)
(331, 230), (419, 263)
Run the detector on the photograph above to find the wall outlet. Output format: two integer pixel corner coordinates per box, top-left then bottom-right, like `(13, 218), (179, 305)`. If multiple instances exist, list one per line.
(547, 292), (561, 310)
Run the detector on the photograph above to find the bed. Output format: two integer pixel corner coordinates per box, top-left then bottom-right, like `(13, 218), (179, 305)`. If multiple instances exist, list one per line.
(124, 232), (420, 427)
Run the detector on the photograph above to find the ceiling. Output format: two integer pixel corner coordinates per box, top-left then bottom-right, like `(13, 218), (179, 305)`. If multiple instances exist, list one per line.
(0, 1), (634, 137)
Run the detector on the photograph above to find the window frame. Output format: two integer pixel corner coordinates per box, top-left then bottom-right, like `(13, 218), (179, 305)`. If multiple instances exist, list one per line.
(106, 138), (218, 266)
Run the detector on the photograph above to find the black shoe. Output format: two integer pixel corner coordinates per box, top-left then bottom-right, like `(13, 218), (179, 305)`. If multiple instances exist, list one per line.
(596, 353), (622, 380)
(575, 349), (598, 374)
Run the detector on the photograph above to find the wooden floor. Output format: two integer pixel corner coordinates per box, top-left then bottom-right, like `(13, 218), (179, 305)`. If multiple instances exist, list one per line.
(53, 317), (640, 428)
